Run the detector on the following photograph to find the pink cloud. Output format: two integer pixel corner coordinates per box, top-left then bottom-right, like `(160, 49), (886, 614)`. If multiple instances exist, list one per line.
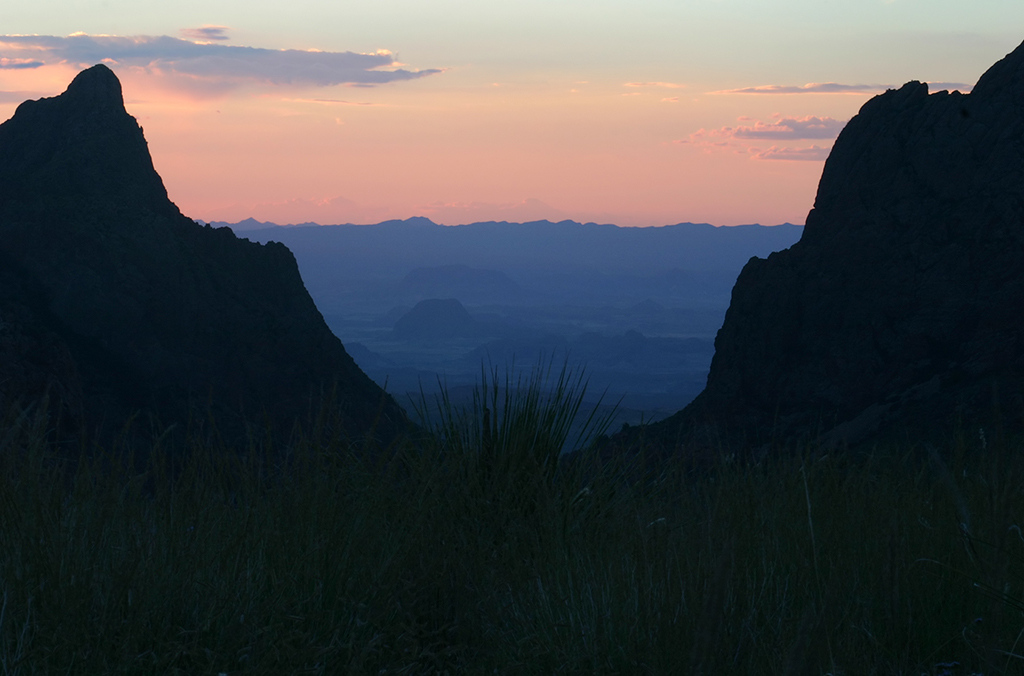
(679, 115), (841, 160)
(710, 81), (971, 95)
(751, 145), (831, 161)
(732, 115), (845, 140)
(179, 26), (230, 43)
(711, 82), (888, 95)
(624, 81), (684, 89)
(689, 115), (845, 143)
(0, 33), (442, 94)
(279, 97), (384, 106)
(0, 57), (44, 69)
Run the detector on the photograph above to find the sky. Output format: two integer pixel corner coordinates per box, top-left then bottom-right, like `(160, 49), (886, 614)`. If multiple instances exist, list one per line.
(1, 2), (1022, 227)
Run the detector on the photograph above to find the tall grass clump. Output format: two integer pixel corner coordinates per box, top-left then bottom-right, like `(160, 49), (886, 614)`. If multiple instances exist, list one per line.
(409, 360), (617, 533)
(1, 373), (1024, 674)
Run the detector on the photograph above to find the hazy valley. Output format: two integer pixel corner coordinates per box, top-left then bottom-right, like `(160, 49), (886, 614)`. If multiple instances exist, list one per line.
(226, 217), (803, 424)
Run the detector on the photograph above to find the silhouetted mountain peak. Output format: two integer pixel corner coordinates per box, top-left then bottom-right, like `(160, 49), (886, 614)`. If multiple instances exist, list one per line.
(0, 66), (408, 445)
(970, 39), (1024, 100)
(61, 63), (125, 114)
(650, 39), (1024, 452)
(0, 63), (174, 222)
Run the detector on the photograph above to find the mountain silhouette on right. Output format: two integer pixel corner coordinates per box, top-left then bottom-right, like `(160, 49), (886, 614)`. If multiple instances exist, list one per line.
(652, 40), (1024, 451)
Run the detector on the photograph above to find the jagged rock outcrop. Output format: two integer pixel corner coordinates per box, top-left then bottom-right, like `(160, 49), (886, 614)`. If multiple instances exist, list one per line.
(0, 64), (408, 445)
(652, 40), (1024, 451)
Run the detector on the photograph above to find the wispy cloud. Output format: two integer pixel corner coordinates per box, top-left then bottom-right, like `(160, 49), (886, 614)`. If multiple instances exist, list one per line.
(0, 33), (442, 90)
(281, 98), (383, 106)
(688, 115), (846, 143)
(0, 57), (43, 69)
(624, 81), (684, 89)
(179, 26), (230, 43)
(676, 115), (842, 161)
(731, 116), (845, 140)
(712, 82), (889, 95)
(711, 81), (971, 95)
(751, 145), (831, 161)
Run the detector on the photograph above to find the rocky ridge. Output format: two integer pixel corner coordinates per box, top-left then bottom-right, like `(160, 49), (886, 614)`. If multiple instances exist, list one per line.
(651, 41), (1024, 452)
(0, 65), (408, 445)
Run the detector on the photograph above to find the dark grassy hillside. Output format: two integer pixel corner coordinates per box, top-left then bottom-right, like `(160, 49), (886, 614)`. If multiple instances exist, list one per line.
(2, 377), (1022, 674)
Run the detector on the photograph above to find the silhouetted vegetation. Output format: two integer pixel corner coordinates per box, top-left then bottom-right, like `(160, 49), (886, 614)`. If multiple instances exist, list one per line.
(2, 368), (1023, 675)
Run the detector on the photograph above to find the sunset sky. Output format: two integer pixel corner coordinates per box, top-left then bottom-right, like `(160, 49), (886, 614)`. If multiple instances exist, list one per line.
(1, 2), (1021, 227)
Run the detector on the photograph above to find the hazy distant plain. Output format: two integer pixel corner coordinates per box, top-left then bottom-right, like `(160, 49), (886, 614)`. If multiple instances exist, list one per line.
(231, 218), (802, 425)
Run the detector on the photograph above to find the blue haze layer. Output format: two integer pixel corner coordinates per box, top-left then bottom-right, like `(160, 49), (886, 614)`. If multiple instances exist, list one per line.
(224, 218), (802, 426)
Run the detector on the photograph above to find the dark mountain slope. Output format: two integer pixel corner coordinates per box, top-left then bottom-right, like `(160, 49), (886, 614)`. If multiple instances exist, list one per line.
(0, 65), (407, 445)
(650, 41), (1024, 452)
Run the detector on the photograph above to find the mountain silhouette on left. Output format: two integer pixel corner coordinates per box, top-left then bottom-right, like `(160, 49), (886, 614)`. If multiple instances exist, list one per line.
(0, 64), (408, 445)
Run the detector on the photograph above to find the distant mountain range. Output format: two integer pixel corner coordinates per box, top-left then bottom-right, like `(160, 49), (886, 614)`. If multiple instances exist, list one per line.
(214, 217), (802, 313)
(215, 217), (801, 274)
(210, 217), (803, 424)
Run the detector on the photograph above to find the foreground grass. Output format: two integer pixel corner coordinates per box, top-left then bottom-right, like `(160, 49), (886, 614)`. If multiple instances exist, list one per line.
(1, 374), (1024, 674)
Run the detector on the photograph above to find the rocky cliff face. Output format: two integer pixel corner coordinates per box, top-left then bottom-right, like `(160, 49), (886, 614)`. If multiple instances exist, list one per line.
(653, 41), (1024, 451)
(0, 65), (408, 445)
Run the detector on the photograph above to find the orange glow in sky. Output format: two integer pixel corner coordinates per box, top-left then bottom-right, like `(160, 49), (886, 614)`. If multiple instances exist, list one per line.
(1, 4), (1019, 226)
